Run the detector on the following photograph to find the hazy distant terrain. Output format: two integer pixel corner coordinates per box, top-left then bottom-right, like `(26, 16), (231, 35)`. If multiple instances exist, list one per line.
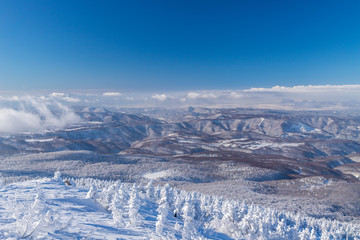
(1, 106), (360, 225)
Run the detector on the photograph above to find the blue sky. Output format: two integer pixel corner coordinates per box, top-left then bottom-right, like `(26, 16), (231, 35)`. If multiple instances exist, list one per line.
(0, 0), (360, 91)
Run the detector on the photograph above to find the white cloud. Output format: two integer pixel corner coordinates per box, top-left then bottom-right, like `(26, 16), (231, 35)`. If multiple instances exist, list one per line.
(201, 93), (217, 99)
(152, 94), (168, 101)
(102, 92), (122, 96)
(8, 96), (20, 101)
(61, 96), (80, 103)
(1, 84), (359, 119)
(244, 84), (360, 93)
(186, 92), (217, 100)
(229, 92), (243, 99)
(49, 92), (80, 102)
(186, 92), (200, 99)
(50, 92), (66, 97)
(0, 108), (42, 133)
(237, 84), (360, 110)
(0, 96), (81, 134)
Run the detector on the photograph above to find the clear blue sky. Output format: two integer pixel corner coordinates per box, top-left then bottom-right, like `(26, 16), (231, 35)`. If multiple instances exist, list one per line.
(0, 0), (360, 91)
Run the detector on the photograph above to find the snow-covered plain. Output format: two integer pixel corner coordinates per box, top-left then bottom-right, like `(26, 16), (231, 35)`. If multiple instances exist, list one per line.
(0, 173), (359, 240)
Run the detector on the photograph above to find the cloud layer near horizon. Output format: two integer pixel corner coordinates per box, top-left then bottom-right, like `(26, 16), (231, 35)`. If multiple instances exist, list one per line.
(1, 84), (360, 133)
(245, 84), (360, 93)
(0, 96), (80, 134)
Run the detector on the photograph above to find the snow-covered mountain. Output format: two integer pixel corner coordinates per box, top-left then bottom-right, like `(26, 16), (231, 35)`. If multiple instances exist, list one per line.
(3, 107), (360, 179)
(1, 107), (360, 236)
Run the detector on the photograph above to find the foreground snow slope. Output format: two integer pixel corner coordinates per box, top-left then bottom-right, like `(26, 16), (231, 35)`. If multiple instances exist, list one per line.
(0, 174), (359, 239)
(0, 178), (152, 239)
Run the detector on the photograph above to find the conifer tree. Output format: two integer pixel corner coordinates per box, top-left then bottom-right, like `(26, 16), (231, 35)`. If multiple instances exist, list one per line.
(128, 185), (142, 227)
(145, 180), (155, 201)
(181, 199), (198, 240)
(86, 185), (98, 200)
(109, 192), (125, 227)
(155, 201), (169, 236)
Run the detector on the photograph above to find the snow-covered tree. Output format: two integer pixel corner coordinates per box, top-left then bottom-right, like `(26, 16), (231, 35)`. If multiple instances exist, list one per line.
(145, 180), (155, 200)
(199, 194), (212, 223)
(299, 227), (311, 240)
(173, 190), (184, 219)
(219, 200), (239, 238)
(117, 184), (129, 204)
(208, 196), (223, 230)
(53, 171), (62, 182)
(109, 192), (126, 227)
(86, 185), (98, 200)
(155, 201), (169, 236)
(181, 199), (198, 240)
(309, 226), (318, 239)
(128, 184), (143, 227)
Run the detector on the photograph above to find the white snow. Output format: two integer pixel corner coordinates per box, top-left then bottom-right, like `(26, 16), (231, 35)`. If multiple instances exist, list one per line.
(88, 121), (104, 124)
(258, 117), (265, 126)
(64, 127), (88, 131)
(0, 178), (149, 239)
(284, 122), (322, 134)
(218, 139), (303, 150)
(25, 138), (54, 143)
(0, 175), (358, 239)
(348, 155), (360, 162)
(143, 170), (171, 180)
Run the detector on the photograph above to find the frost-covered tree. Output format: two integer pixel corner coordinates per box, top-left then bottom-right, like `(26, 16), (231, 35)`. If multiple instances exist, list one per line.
(173, 190), (184, 219)
(53, 171), (62, 182)
(308, 226), (318, 240)
(128, 184), (143, 227)
(299, 227), (311, 240)
(181, 199), (198, 240)
(174, 222), (182, 232)
(219, 200), (239, 238)
(208, 196), (223, 230)
(68, 176), (360, 239)
(320, 230), (331, 240)
(154, 185), (161, 203)
(109, 191), (126, 227)
(117, 184), (129, 204)
(199, 195), (212, 223)
(145, 180), (155, 201)
(103, 183), (117, 209)
(275, 218), (288, 238)
(155, 201), (169, 236)
(15, 191), (52, 238)
(86, 185), (98, 200)
(158, 183), (173, 208)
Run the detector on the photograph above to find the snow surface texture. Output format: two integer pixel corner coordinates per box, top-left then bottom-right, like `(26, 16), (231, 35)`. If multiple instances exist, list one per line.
(0, 173), (359, 240)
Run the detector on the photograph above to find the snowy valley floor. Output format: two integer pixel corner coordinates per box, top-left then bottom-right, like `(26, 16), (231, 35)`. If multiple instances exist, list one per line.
(0, 173), (359, 240)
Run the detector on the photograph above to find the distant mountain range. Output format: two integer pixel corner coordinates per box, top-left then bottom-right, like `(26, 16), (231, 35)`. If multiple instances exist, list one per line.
(1, 107), (360, 222)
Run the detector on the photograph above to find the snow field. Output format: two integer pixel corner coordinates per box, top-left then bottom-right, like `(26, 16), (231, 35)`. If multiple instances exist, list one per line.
(0, 173), (359, 239)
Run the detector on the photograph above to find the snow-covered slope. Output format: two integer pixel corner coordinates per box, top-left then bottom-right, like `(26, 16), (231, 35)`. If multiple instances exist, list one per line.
(0, 173), (359, 240)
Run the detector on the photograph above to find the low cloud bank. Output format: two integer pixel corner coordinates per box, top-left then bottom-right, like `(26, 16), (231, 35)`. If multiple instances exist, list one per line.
(140, 85), (360, 110)
(102, 92), (122, 96)
(245, 84), (360, 93)
(1, 84), (360, 128)
(0, 96), (81, 134)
